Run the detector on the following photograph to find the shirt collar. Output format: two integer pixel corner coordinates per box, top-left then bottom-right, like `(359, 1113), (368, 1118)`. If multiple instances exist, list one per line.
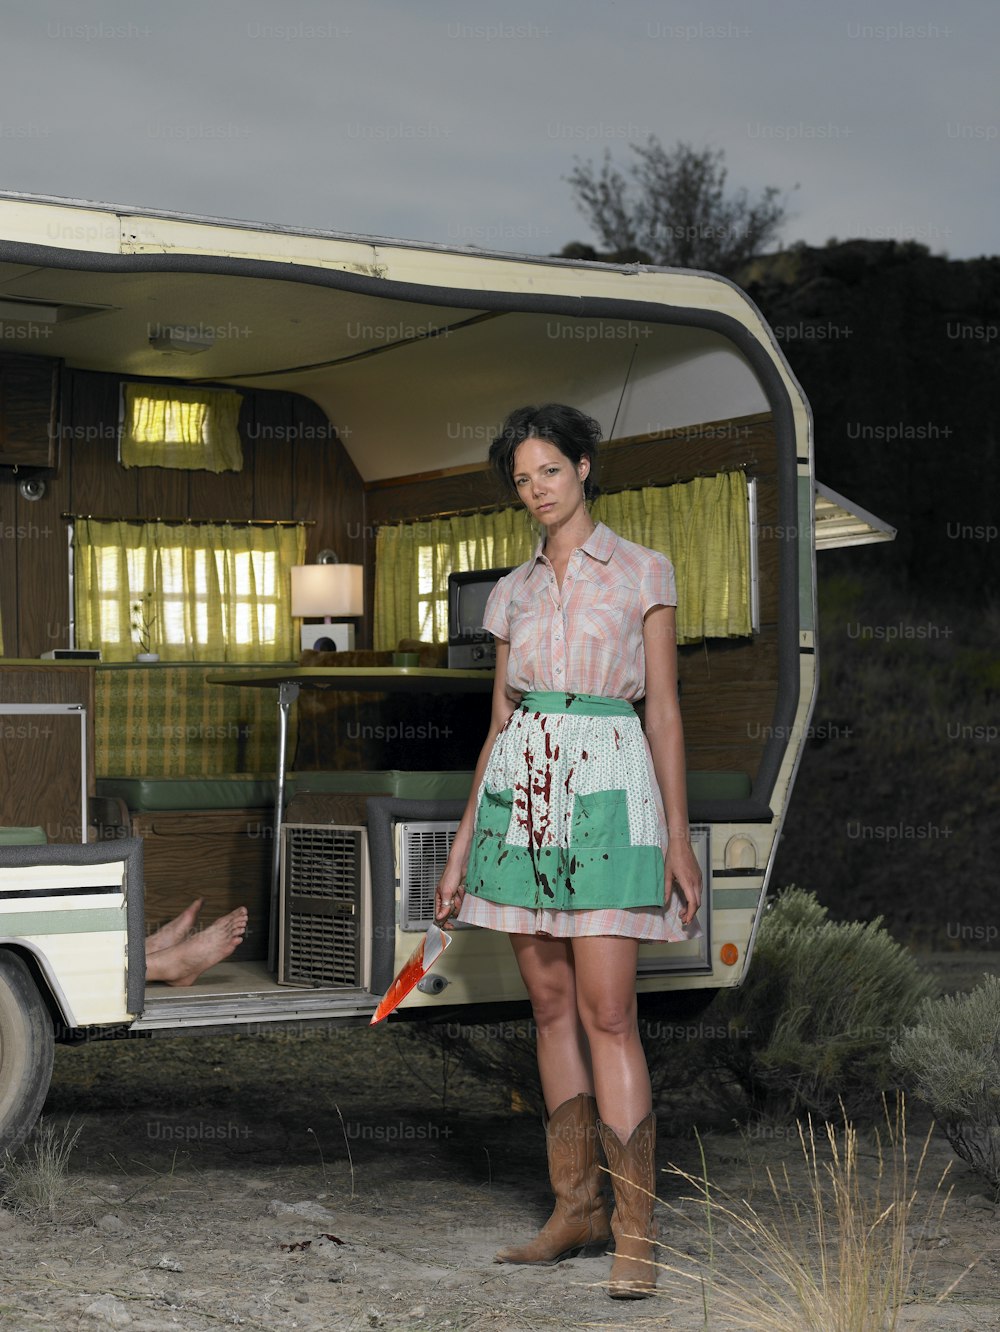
(524, 521), (618, 577)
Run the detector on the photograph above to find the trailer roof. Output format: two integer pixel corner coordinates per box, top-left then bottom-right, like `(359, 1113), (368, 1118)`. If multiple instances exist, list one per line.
(0, 190), (809, 484)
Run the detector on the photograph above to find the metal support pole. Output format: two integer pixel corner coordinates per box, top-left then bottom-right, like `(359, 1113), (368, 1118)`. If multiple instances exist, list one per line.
(268, 680), (299, 972)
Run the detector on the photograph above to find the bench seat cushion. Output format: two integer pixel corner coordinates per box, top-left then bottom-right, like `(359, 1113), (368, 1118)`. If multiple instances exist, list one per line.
(96, 777), (276, 811)
(287, 770), (476, 800)
(96, 770), (480, 810)
(98, 769), (752, 812)
(0, 825), (48, 845)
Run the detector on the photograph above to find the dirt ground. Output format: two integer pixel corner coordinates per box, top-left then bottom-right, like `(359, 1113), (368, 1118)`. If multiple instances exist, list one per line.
(1, 955), (998, 1332)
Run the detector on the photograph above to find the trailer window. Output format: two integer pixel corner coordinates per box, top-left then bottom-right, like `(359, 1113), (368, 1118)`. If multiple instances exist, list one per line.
(72, 519), (306, 662)
(374, 470), (753, 649)
(119, 383), (244, 473)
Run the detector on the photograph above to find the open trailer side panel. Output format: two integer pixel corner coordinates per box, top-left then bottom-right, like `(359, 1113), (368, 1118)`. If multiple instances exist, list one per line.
(0, 191), (818, 1011)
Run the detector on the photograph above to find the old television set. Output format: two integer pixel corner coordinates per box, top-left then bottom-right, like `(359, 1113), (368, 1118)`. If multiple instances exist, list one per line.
(447, 567), (513, 668)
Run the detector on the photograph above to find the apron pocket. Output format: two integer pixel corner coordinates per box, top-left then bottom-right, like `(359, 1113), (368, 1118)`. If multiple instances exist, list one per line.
(477, 784), (515, 840)
(569, 789), (631, 849)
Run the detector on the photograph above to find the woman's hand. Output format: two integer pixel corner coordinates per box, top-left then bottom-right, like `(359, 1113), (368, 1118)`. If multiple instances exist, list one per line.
(434, 864), (467, 930)
(431, 639), (513, 933)
(666, 838), (703, 926)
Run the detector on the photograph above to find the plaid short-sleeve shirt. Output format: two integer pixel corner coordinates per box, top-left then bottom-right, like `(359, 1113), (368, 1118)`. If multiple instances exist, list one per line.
(482, 522), (676, 702)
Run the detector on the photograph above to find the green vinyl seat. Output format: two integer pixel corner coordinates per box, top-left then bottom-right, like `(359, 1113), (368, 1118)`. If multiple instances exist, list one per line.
(0, 826), (48, 845)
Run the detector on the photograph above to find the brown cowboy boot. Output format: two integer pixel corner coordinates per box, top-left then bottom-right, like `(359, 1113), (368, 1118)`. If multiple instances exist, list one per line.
(495, 1092), (611, 1264)
(597, 1111), (658, 1298)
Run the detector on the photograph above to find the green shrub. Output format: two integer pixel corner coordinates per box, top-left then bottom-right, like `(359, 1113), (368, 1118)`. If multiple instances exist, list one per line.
(703, 887), (936, 1121)
(891, 974), (1000, 1193)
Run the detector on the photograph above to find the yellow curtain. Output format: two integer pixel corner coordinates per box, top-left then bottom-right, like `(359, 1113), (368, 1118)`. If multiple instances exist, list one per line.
(120, 383), (244, 472)
(375, 508), (538, 648)
(593, 471), (751, 643)
(374, 470), (750, 648)
(74, 520), (306, 662)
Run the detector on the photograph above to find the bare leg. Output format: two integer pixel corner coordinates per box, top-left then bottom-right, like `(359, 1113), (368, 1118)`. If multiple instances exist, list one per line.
(145, 907), (249, 987)
(572, 936), (651, 1140)
(146, 899), (204, 954)
(508, 934), (593, 1111)
(495, 933), (611, 1266)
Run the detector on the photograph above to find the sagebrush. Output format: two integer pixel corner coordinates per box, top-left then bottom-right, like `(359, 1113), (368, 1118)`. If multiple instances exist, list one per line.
(699, 886), (936, 1122)
(892, 973), (1000, 1193)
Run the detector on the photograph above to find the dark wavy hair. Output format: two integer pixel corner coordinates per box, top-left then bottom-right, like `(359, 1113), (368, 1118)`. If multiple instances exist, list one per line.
(488, 404), (603, 502)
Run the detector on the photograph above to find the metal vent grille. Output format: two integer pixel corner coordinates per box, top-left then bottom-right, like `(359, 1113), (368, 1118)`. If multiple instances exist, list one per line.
(280, 825), (366, 986)
(286, 911), (357, 987)
(287, 826), (361, 900)
(399, 821), (458, 930)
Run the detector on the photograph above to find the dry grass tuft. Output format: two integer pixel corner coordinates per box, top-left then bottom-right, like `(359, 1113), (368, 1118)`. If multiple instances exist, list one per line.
(655, 1098), (973, 1331)
(0, 1117), (86, 1223)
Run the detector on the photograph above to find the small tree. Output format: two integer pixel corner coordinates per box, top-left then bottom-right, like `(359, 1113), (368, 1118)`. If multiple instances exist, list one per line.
(564, 137), (790, 274)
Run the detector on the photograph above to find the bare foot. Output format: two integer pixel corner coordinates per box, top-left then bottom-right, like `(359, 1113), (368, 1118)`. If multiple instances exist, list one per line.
(145, 907), (249, 987)
(146, 899), (204, 955)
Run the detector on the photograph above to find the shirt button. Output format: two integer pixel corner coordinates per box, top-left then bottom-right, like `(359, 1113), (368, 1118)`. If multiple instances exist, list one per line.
(555, 665), (563, 674)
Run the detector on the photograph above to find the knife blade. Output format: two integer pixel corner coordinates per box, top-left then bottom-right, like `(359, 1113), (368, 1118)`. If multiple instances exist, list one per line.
(369, 922), (453, 1024)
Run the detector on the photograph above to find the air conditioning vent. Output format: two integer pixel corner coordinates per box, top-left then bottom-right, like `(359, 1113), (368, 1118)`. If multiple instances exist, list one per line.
(279, 824), (370, 987)
(398, 820), (459, 930)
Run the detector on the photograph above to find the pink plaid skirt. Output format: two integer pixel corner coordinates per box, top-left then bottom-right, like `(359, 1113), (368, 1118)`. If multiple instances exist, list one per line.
(457, 892), (686, 941)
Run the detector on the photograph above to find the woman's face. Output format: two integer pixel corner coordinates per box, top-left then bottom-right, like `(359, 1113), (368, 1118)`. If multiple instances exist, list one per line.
(511, 436), (589, 528)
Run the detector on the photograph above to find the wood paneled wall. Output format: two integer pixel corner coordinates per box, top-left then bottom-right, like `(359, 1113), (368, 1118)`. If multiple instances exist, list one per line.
(0, 367), (366, 658)
(364, 413), (773, 520)
(2, 374), (786, 788)
(0, 663), (95, 840)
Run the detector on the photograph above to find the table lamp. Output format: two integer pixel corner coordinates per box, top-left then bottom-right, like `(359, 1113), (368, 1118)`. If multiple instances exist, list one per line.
(290, 558), (364, 651)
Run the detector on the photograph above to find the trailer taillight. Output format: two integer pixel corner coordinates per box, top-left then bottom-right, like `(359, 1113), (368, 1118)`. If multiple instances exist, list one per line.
(720, 943), (739, 966)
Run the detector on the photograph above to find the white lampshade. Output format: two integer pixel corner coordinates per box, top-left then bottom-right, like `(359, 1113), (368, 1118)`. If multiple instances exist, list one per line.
(290, 564), (364, 618)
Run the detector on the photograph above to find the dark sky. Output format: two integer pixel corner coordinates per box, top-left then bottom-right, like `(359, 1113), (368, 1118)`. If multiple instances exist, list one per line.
(0, 0), (995, 259)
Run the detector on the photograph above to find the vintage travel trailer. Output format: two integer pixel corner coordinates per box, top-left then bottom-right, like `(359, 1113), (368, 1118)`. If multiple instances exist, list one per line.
(0, 192), (893, 1151)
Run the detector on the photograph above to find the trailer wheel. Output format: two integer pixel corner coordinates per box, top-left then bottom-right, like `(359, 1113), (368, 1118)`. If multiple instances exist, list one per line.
(0, 951), (55, 1156)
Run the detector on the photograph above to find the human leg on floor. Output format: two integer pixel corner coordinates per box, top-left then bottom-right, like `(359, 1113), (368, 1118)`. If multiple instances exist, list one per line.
(144, 905), (248, 987)
(145, 899), (204, 953)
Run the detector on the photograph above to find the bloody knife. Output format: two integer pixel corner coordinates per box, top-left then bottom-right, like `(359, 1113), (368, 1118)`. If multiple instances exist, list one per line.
(369, 922), (453, 1024)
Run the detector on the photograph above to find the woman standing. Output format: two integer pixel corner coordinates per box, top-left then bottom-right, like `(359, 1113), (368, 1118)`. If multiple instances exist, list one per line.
(434, 404), (702, 1299)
